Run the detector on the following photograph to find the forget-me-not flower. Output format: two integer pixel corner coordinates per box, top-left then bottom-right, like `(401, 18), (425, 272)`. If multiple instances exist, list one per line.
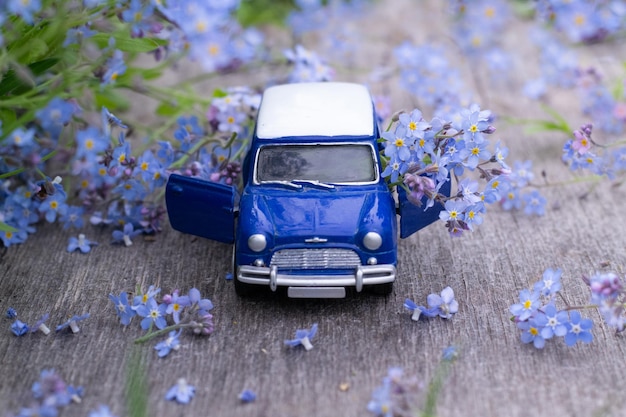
(11, 319), (29, 336)
(154, 330), (181, 358)
(427, 286), (459, 319)
(165, 378), (195, 404)
(239, 389), (256, 403)
(284, 323), (318, 350)
(136, 298), (167, 330)
(56, 314), (90, 333)
(109, 292), (136, 325)
(564, 311), (593, 346)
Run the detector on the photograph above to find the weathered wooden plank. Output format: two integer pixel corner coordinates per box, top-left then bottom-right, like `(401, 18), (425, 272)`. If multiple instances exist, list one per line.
(3, 1), (626, 416)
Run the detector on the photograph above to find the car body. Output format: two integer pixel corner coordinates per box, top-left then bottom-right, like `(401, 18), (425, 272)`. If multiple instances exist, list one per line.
(165, 82), (448, 298)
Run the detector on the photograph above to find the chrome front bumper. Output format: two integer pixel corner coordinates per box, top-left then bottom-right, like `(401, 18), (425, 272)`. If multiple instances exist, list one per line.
(237, 264), (396, 295)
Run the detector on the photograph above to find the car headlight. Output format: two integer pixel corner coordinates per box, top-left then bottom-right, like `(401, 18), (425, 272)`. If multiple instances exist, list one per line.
(248, 234), (267, 252)
(363, 232), (382, 250)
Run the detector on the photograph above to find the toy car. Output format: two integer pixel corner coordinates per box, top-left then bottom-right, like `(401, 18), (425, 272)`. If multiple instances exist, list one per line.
(165, 82), (447, 298)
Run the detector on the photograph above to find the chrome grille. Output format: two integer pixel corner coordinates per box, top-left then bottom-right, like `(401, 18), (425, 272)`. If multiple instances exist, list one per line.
(271, 249), (361, 269)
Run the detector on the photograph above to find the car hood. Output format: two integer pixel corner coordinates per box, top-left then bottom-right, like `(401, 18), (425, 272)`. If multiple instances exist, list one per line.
(261, 193), (368, 239)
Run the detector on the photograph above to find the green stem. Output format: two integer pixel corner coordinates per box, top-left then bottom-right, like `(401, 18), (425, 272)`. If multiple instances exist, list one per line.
(134, 322), (194, 344)
(168, 137), (221, 170)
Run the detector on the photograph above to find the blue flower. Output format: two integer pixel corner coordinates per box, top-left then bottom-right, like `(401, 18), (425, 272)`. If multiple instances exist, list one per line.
(155, 330), (181, 358)
(67, 234), (97, 253)
(76, 126), (108, 158)
(439, 200), (467, 223)
(187, 288), (213, 315)
(510, 289), (540, 321)
(6, 307), (17, 319)
(522, 190), (547, 216)
(165, 291), (190, 324)
(239, 389), (256, 403)
(38, 193), (68, 223)
(564, 311), (593, 346)
(133, 285), (161, 307)
(136, 297), (167, 330)
(427, 286), (459, 319)
(441, 345), (459, 361)
(60, 206), (85, 230)
(403, 299), (437, 321)
(7, 0), (42, 24)
(367, 374), (393, 417)
(112, 223), (143, 247)
(88, 405), (118, 417)
(102, 50), (126, 86)
(284, 323), (318, 350)
(533, 268), (562, 297)
(165, 378), (195, 404)
(31, 313), (51, 335)
(11, 319), (29, 336)
(109, 292), (136, 326)
(518, 317), (547, 349)
(56, 314), (90, 333)
(536, 303), (568, 340)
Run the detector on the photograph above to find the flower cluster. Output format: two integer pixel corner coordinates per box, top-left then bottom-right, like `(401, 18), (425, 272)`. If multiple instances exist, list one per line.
(8, 307), (89, 337)
(583, 271), (626, 332)
(9, 369), (83, 417)
(562, 123), (626, 179)
(534, 0), (626, 43)
(284, 45), (335, 83)
(510, 268), (593, 349)
(449, 0), (512, 79)
(381, 105), (545, 236)
(109, 285), (214, 357)
(0, 0), (264, 249)
(404, 287), (459, 321)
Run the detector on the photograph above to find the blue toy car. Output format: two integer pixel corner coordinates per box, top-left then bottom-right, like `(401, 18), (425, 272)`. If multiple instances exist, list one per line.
(165, 82), (447, 298)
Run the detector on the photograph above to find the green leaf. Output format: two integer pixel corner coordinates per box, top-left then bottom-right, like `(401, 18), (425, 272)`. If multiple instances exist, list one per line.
(155, 102), (179, 117)
(212, 88), (228, 98)
(25, 38), (49, 63)
(95, 89), (131, 111)
(0, 222), (18, 233)
(0, 58), (60, 96)
(236, 0), (295, 26)
(90, 33), (168, 53)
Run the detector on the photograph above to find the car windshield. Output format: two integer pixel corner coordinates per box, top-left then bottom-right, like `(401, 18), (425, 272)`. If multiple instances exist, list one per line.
(256, 144), (378, 184)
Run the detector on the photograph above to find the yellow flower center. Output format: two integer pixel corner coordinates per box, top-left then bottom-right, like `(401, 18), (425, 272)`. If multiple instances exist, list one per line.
(208, 44), (220, 56)
(395, 138), (404, 147)
(408, 121), (417, 131)
(141, 162), (149, 171)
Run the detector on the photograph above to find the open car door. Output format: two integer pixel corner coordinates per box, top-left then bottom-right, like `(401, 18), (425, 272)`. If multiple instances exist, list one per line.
(165, 174), (236, 243)
(398, 179), (451, 238)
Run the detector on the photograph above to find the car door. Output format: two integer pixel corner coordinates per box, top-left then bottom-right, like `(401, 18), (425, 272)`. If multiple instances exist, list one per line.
(165, 174), (236, 243)
(398, 179), (451, 238)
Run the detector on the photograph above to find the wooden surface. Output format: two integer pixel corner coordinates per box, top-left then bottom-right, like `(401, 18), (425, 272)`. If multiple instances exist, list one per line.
(3, 1), (626, 416)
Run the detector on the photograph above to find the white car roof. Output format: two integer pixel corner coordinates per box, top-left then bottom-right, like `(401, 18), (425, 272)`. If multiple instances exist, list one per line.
(255, 82), (375, 139)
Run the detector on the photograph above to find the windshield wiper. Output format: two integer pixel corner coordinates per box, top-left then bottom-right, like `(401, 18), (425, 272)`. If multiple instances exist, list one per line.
(292, 179), (335, 189)
(262, 180), (303, 189)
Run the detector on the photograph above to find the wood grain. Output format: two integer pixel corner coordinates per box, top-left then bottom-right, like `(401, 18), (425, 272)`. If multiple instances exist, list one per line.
(2, 1), (626, 416)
